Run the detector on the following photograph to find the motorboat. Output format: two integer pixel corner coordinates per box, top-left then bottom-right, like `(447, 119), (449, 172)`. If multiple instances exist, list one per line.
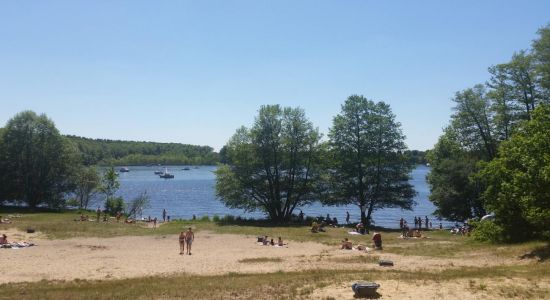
(159, 168), (174, 179)
(119, 167), (130, 172)
(182, 167), (191, 171)
(154, 170), (163, 175)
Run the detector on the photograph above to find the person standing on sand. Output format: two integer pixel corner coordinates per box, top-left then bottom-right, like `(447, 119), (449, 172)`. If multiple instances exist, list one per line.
(96, 207), (101, 222)
(346, 211), (350, 224)
(153, 217), (157, 229)
(163, 209), (167, 222)
(179, 230), (186, 255)
(185, 227), (194, 255)
(425, 216), (429, 229)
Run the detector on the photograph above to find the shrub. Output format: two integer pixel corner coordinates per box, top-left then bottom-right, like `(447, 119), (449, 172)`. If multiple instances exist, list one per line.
(105, 197), (126, 216)
(212, 215), (220, 222)
(472, 220), (504, 243)
(200, 215), (210, 222)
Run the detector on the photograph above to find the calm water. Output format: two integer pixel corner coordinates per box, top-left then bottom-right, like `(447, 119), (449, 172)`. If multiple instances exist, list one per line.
(98, 165), (454, 229)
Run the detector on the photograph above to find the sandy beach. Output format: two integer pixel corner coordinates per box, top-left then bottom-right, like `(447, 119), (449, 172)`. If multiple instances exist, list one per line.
(0, 228), (535, 284)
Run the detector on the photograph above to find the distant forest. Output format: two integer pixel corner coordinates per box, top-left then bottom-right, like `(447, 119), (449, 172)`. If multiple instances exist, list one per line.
(66, 135), (219, 166)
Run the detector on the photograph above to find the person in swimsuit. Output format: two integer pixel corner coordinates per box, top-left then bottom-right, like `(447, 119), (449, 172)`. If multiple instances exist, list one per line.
(185, 227), (194, 255)
(179, 230), (186, 255)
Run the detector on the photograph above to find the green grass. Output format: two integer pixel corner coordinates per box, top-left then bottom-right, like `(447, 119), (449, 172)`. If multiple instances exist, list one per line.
(1, 209), (547, 260)
(238, 257), (284, 263)
(1, 264), (548, 300)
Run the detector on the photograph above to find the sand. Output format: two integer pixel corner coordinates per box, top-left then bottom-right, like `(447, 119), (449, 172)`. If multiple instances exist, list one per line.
(1, 228), (548, 299)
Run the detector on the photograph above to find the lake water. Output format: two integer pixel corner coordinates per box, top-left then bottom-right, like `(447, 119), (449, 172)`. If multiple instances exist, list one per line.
(102, 165), (454, 229)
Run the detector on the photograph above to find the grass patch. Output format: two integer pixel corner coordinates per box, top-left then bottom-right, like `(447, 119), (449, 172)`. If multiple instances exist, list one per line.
(329, 254), (379, 264)
(1, 265), (548, 300)
(238, 257), (283, 264)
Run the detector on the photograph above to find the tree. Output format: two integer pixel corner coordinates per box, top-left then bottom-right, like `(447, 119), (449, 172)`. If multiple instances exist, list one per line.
(426, 127), (486, 221)
(215, 105), (322, 222)
(73, 166), (100, 209)
(479, 105), (550, 241)
(98, 167), (122, 214)
(533, 24), (550, 91)
(126, 191), (151, 219)
(0, 111), (76, 208)
(323, 95), (415, 227)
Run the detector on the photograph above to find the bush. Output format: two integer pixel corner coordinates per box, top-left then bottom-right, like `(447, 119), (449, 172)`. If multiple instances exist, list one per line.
(472, 220), (504, 243)
(212, 215), (220, 222)
(105, 197), (126, 216)
(200, 215), (210, 222)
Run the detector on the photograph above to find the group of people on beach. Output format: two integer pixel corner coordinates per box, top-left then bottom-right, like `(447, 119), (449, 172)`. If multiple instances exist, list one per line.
(259, 235), (285, 247)
(341, 231), (383, 251)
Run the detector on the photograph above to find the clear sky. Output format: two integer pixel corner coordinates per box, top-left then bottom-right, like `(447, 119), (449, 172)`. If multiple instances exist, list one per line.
(1, 1), (549, 151)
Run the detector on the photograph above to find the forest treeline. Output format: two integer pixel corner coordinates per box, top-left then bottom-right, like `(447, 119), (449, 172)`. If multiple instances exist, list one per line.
(66, 135), (219, 166)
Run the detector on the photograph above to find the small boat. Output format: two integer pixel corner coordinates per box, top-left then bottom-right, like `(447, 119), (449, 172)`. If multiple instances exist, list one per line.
(154, 170), (163, 175)
(159, 168), (174, 179)
(119, 167), (130, 172)
(182, 167), (191, 171)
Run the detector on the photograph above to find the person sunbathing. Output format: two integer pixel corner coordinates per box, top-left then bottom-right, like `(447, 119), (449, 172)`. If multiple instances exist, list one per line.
(311, 222), (320, 233)
(372, 232), (382, 249)
(262, 235), (269, 245)
(0, 234), (8, 245)
(341, 238), (353, 250)
(277, 237), (284, 246)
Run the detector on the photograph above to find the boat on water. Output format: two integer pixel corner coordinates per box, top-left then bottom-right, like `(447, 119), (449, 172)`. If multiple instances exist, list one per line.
(193, 166), (199, 169)
(159, 168), (174, 179)
(182, 167), (191, 171)
(154, 170), (163, 175)
(119, 167), (130, 172)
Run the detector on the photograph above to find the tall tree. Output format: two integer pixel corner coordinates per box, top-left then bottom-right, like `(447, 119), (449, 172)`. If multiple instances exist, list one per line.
(426, 127), (486, 221)
(215, 105), (322, 222)
(479, 105), (550, 241)
(73, 166), (100, 209)
(533, 24), (550, 91)
(450, 85), (497, 160)
(0, 111), (76, 208)
(323, 95), (415, 226)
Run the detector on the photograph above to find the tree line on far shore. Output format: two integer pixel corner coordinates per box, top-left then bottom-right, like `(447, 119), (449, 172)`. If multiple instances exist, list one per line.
(427, 24), (550, 242)
(0, 112), (213, 211)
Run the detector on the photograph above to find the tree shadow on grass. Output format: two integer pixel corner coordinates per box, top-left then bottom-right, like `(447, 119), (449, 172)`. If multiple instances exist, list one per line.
(519, 244), (550, 262)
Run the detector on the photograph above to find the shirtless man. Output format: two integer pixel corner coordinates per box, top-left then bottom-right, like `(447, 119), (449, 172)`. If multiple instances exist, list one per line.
(185, 227), (194, 255)
(179, 230), (186, 255)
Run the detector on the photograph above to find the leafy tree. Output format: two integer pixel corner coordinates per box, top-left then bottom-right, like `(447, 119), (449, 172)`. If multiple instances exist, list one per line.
(478, 105), (550, 241)
(99, 167), (121, 214)
(533, 24), (550, 91)
(215, 105), (322, 222)
(0, 111), (76, 208)
(426, 127), (486, 221)
(73, 166), (100, 209)
(323, 95), (415, 226)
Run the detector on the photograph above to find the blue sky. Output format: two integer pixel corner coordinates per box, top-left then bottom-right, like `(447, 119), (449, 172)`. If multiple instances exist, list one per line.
(1, 1), (549, 151)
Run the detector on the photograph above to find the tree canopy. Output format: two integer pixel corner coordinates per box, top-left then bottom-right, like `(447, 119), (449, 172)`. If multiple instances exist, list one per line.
(215, 105), (322, 222)
(322, 95), (416, 226)
(0, 111), (77, 208)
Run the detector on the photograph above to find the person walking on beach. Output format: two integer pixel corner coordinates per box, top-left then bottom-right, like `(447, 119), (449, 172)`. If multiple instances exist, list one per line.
(96, 207), (101, 222)
(163, 209), (167, 222)
(153, 217), (157, 229)
(346, 211), (350, 224)
(185, 227), (194, 255)
(179, 230), (186, 255)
